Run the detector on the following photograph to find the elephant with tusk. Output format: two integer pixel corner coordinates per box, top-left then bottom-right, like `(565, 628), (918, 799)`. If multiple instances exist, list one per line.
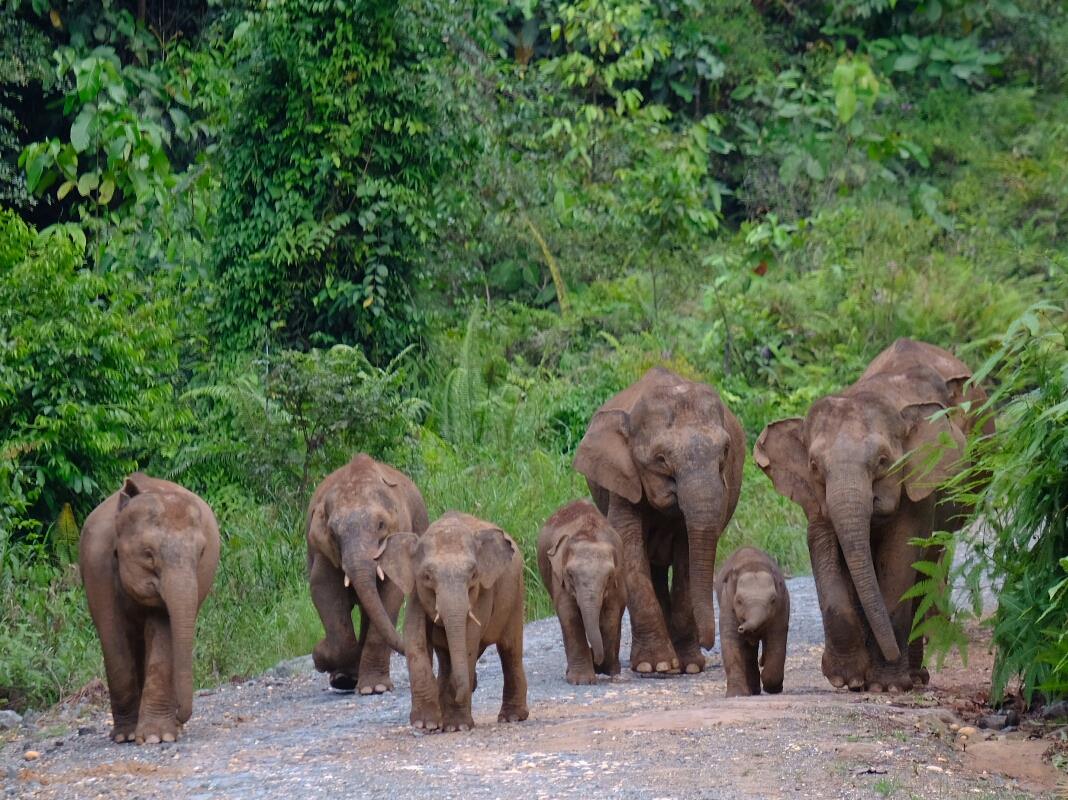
(377, 511), (529, 732)
(305, 454), (429, 695)
(537, 500), (627, 685)
(79, 474), (220, 745)
(573, 367), (746, 676)
(754, 339), (993, 692)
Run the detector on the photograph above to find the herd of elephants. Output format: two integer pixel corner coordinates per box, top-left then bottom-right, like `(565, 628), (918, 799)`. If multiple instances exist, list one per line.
(77, 338), (991, 743)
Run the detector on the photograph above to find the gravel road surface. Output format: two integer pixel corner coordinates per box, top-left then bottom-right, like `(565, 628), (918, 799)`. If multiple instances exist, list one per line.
(1, 577), (1056, 799)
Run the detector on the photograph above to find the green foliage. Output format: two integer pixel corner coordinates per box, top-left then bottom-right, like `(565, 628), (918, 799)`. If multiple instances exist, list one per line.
(914, 297), (1068, 701)
(0, 210), (179, 528)
(210, 0), (462, 356)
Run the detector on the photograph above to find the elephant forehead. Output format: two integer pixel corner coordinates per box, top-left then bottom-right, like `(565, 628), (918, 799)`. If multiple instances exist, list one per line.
(807, 395), (902, 440)
(568, 540), (615, 564)
(736, 571), (776, 596)
(117, 492), (200, 533)
(634, 382), (723, 427)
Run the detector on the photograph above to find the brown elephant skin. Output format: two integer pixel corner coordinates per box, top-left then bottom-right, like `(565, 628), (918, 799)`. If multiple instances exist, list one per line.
(537, 500), (627, 684)
(715, 547), (790, 697)
(377, 511), (528, 732)
(754, 339), (991, 692)
(79, 474), (220, 744)
(305, 454), (429, 694)
(573, 367), (745, 675)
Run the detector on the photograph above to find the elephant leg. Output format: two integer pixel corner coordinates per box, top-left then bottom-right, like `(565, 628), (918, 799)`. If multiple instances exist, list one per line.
(668, 537), (705, 674)
(309, 551), (361, 692)
(436, 644), (475, 732)
(597, 593), (625, 677)
(760, 621), (788, 695)
(867, 503), (932, 692)
(808, 519), (870, 690)
(743, 639), (762, 695)
(134, 614), (179, 744)
(908, 599), (930, 686)
(608, 497), (678, 675)
(555, 591), (596, 685)
(719, 600), (752, 697)
(94, 605), (144, 743)
(405, 611), (440, 731)
(356, 577), (402, 695)
(497, 613), (529, 723)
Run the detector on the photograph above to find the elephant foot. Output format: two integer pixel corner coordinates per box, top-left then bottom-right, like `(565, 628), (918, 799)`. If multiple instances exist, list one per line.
(357, 673), (393, 695)
(409, 707), (442, 732)
(822, 646), (870, 692)
(595, 660), (621, 677)
(631, 641), (680, 676)
(134, 716), (179, 745)
(110, 720), (137, 744)
(866, 665), (913, 694)
(329, 671), (358, 693)
(762, 680), (783, 694)
(676, 649), (706, 674)
(910, 665), (930, 686)
(442, 711), (475, 733)
(725, 683), (754, 698)
(498, 704), (529, 723)
(566, 667), (598, 685)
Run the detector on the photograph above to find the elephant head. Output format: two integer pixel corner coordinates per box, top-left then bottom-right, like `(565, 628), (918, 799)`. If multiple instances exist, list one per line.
(726, 570), (779, 636)
(377, 516), (516, 705)
(573, 369), (743, 650)
(546, 534), (620, 665)
(754, 395), (965, 662)
(114, 475), (207, 724)
(307, 469), (407, 654)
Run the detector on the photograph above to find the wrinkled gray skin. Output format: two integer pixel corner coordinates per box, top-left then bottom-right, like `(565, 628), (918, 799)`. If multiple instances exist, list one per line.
(715, 547), (790, 697)
(755, 339), (992, 692)
(306, 454), (429, 694)
(80, 474), (220, 745)
(378, 512), (528, 732)
(573, 367), (745, 676)
(537, 500), (627, 685)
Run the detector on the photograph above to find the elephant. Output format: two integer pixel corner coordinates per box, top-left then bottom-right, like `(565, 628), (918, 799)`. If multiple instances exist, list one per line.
(537, 500), (627, 685)
(754, 339), (992, 692)
(715, 546), (790, 697)
(573, 367), (745, 676)
(377, 511), (528, 732)
(305, 454), (429, 694)
(79, 473), (220, 744)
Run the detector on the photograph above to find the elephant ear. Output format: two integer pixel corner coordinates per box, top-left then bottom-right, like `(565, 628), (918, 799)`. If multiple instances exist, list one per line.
(572, 409), (641, 504)
(753, 419), (819, 519)
(900, 402), (967, 502)
(117, 472), (149, 513)
(475, 528), (516, 589)
(546, 534), (571, 591)
(376, 532), (419, 594)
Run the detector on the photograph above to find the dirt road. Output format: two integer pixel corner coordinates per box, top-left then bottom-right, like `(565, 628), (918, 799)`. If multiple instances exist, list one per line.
(2, 577), (1061, 799)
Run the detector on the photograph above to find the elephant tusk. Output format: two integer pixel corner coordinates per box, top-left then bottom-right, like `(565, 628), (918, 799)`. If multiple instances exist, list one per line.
(468, 610), (481, 626)
(344, 574), (351, 588)
(376, 565), (385, 582)
(433, 611), (441, 625)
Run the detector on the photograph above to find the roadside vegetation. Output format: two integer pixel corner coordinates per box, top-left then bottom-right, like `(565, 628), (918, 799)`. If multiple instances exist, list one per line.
(0, 0), (1065, 711)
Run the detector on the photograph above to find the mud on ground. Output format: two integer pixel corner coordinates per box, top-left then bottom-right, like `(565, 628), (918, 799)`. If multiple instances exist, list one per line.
(2, 577), (1064, 799)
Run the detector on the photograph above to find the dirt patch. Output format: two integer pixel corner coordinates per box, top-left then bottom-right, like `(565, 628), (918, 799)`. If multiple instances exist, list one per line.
(964, 738), (1063, 793)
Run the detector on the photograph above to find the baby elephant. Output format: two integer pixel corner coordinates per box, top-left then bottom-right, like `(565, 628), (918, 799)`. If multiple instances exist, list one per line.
(377, 511), (528, 732)
(80, 474), (220, 744)
(537, 500), (626, 684)
(715, 547), (790, 697)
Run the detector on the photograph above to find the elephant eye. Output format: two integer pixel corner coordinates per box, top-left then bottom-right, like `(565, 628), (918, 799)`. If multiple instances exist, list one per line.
(809, 458), (819, 473)
(876, 453), (890, 470)
(656, 453), (669, 468)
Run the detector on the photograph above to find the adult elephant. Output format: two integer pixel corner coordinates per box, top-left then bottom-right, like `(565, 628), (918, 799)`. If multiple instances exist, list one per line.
(573, 367), (745, 675)
(306, 454), (429, 694)
(754, 339), (991, 692)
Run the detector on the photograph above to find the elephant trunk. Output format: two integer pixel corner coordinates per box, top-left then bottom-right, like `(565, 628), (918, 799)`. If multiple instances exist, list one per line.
(439, 595), (471, 704)
(826, 474), (901, 662)
(346, 551), (405, 655)
(678, 472), (724, 650)
(161, 571), (198, 724)
(738, 606), (769, 635)
(576, 589), (605, 665)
